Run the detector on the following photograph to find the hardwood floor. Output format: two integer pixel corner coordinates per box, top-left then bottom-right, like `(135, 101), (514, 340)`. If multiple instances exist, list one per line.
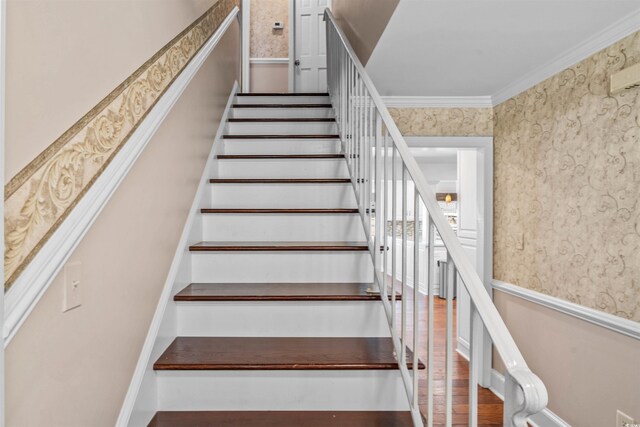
(394, 292), (504, 426)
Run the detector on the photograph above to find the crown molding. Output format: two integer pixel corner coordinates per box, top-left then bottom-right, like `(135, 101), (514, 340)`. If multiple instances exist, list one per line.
(382, 96), (493, 108)
(492, 8), (640, 106)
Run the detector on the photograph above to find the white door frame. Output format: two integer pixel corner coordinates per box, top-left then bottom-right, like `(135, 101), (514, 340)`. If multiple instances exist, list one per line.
(289, 0), (331, 92)
(241, 0), (250, 92)
(1, 0), (7, 423)
(287, 0), (295, 92)
(406, 136), (494, 388)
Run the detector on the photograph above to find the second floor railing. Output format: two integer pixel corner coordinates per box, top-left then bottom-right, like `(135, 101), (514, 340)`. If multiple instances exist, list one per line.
(325, 9), (548, 427)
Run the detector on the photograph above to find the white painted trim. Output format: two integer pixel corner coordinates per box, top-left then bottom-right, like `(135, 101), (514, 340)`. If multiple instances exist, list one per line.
(250, 57), (290, 64)
(288, 0), (295, 92)
(2, 7), (240, 347)
(492, 9), (640, 105)
(492, 279), (640, 341)
(116, 82), (238, 427)
(241, 0), (250, 92)
(457, 336), (470, 361)
(0, 0), (6, 423)
(491, 370), (571, 427)
(383, 96), (493, 108)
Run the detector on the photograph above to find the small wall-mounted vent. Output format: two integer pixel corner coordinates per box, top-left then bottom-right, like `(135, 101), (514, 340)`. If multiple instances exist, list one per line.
(610, 63), (640, 95)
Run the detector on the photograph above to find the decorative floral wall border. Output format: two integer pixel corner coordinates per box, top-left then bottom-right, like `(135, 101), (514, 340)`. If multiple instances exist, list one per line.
(3, 0), (240, 289)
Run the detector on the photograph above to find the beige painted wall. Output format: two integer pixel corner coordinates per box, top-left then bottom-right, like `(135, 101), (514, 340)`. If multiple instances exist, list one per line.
(4, 0), (216, 182)
(493, 31), (640, 322)
(331, 0), (399, 65)
(5, 18), (240, 427)
(250, 63), (289, 92)
(494, 292), (640, 426)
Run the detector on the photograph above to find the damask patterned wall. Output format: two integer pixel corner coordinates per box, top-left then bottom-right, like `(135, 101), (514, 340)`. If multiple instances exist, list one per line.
(250, 0), (288, 58)
(493, 31), (640, 322)
(389, 107), (493, 136)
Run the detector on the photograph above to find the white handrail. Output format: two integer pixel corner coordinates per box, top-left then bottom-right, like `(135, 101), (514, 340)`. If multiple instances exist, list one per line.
(325, 9), (547, 426)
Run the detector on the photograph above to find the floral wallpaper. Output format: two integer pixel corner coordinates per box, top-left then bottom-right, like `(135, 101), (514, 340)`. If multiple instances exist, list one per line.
(3, 0), (240, 289)
(389, 107), (493, 137)
(250, 0), (288, 58)
(493, 31), (640, 322)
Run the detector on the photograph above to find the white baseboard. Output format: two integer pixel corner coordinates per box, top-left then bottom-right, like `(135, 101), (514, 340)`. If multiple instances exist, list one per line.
(2, 7), (239, 347)
(456, 336), (470, 361)
(490, 370), (570, 427)
(115, 82), (238, 427)
(492, 279), (640, 340)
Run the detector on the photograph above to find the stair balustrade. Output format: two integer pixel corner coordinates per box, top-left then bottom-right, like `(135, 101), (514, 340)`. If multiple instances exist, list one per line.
(325, 9), (548, 427)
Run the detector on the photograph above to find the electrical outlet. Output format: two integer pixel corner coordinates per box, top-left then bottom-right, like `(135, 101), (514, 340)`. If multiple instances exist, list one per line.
(63, 262), (82, 312)
(617, 410), (635, 427)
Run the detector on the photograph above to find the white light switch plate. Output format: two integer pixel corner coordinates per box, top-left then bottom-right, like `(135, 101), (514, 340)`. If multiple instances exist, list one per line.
(63, 262), (82, 312)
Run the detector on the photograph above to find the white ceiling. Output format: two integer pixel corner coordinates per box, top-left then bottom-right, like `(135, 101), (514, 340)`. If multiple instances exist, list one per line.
(366, 0), (640, 97)
(410, 147), (458, 163)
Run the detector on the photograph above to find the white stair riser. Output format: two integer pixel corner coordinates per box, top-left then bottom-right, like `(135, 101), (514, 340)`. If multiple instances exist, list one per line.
(235, 95), (330, 104)
(176, 301), (390, 337)
(202, 214), (365, 241)
(191, 252), (373, 283)
(157, 370), (409, 410)
(222, 138), (342, 155)
(216, 158), (348, 179)
(230, 108), (334, 119)
(210, 183), (356, 208)
(226, 121), (336, 135)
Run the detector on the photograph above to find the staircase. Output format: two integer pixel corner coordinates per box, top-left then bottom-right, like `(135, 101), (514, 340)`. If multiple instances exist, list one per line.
(147, 93), (422, 426)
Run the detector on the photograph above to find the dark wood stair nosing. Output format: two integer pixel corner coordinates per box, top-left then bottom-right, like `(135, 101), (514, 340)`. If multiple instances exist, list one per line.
(237, 92), (329, 96)
(189, 242), (369, 252)
(200, 208), (359, 214)
(209, 178), (351, 184)
(148, 410), (414, 427)
(222, 134), (339, 139)
(216, 154), (344, 159)
(228, 118), (336, 123)
(174, 282), (402, 302)
(153, 337), (425, 371)
(232, 103), (332, 108)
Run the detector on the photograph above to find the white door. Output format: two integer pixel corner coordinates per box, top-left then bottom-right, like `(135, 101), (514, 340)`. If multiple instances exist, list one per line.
(294, 0), (330, 93)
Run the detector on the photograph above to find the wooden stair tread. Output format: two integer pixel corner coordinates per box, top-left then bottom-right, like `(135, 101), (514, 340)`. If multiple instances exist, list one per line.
(237, 92), (329, 96)
(217, 154), (344, 159)
(232, 104), (332, 108)
(209, 178), (350, 184)
(153, 337), (424, 370)
(189, 241), (369, 251)
(228, 118), (335, 122)
(201, 208), (358, 214)
(174, 283), (399, 301)
(148, 411), (414, 427)
(223, 134), (339, 139)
